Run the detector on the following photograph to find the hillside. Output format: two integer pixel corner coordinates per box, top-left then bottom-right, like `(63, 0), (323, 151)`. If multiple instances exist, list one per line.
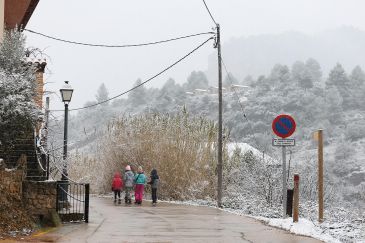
(48, 52), (365, 211)
(206, 27), (365, 82)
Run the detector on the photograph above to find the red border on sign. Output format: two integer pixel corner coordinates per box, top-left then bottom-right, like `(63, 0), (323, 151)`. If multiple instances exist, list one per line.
(272, 114), (296, 138)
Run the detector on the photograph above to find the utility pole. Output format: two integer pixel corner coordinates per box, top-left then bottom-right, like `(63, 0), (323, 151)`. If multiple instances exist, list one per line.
(215, 23), (223, 208)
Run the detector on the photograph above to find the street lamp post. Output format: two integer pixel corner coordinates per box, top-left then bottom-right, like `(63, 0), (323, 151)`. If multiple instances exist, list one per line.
(59, 81), (73, 200)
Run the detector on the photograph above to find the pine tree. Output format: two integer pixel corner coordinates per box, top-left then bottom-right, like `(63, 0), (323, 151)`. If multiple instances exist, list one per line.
(305, 58), (322, 86)
(95, 83), (109, 105)
(0, 30), (39, 150)
(349, 66), (365, 109)
(349, 66), (365, 86)
(269, 64), (291, 93)
(291, 61), (313, 90)
(326, 63), (349, 88)
(223, 72), (239, 87)
(128, 79), (147, 106)
(326, 63), (351, 108)
(183, 71), (209, 91)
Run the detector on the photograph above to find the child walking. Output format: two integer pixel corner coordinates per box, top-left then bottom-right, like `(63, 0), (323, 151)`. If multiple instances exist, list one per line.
(111, 171), (123, 204)
(124, 165), (134, 204)
(134, 166), (146, 205)
(148, 169), (159, 206)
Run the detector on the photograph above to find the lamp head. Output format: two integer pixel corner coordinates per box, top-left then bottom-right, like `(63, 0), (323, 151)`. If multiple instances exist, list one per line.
(60, 81), (73, 103)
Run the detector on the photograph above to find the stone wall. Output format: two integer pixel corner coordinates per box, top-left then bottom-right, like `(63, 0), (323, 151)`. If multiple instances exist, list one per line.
(1, 154), (59, 225)
(22, 180), (57, 221)
(0, 155), (26, 200)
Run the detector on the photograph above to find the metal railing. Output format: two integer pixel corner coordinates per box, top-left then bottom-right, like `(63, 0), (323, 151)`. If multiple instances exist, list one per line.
(56, 181), (89, 223)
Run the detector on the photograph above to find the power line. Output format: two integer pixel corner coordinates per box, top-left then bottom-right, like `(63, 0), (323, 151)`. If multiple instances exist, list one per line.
(221, 58), (271, 155)
(50, 37), (214, 112)
(202, 0), (217, 25)
(221, 58), (248, 122)
(24, 29), (214, 48)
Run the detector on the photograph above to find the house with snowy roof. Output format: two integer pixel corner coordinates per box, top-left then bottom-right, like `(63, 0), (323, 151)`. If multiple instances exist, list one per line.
(0, 0), (39, 38)
(228, 84), (250, 94)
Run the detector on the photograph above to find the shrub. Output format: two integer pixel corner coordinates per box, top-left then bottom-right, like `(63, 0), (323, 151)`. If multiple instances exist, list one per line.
(70, 111), (228, 200)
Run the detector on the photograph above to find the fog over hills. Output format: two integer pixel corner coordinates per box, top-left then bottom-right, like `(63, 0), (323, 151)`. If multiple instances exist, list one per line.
(207, 26), (365, 83)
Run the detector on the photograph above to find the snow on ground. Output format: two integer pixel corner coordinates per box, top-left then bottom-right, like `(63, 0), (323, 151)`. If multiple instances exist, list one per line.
(253, 217), (340, 243)
(96, 193), (364, 242)
(166, 199), (364, 243)
(227, 142), (279, 165)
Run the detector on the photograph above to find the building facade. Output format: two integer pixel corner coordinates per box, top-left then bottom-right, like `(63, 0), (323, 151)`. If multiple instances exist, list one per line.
(0, 0), (39, 39)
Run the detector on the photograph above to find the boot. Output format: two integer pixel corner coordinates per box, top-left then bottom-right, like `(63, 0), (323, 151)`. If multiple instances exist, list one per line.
(118, 199), (121, 204)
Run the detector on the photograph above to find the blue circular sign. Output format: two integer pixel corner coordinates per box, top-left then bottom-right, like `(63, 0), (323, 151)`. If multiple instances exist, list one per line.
(272, 114), (296, 138)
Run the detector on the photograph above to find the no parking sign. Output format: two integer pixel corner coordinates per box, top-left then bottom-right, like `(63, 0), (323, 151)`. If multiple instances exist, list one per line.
(272, 114), (296, 138)
(272, 114), (296, 218)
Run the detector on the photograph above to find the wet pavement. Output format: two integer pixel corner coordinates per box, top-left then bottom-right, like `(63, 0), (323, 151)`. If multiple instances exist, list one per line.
(29, 197), (322, 243)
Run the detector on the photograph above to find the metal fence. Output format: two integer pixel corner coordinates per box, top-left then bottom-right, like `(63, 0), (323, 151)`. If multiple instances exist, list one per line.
(56, 181), (90, 223)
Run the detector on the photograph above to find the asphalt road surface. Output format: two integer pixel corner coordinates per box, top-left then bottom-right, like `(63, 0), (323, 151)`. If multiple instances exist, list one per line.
(30, 196), (322, 243)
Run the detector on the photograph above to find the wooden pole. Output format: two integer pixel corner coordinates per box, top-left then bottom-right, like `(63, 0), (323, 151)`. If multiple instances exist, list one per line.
(318, 129), (324, 222)
(293, 174), (299, 222)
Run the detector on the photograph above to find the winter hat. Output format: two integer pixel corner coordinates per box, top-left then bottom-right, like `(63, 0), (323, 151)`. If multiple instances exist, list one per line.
(151, 169), (159, 179)
(137, 166), (143, 173)
(151, 169), (158, 176)
(125, 165), (131, 171)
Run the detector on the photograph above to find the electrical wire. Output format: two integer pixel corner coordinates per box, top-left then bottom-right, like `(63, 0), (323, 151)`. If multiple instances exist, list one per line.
(221, 58), (248, 122)
(50, 37), (214, 112)
(202, 0), (218, 25)
(221, 57), (272, 159)
(24, 29), (214, 48)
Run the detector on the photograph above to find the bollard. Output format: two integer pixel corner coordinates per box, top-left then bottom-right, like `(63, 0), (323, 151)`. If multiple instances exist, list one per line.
(293, 174), (299, 222)
(286, 189), (294, 217)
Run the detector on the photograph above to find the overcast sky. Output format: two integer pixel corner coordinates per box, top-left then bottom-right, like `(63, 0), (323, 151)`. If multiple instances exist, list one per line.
(25, 0), (365, 111)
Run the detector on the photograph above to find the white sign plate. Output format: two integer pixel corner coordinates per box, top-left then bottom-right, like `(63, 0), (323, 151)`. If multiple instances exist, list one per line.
(272, 138), (295, 146)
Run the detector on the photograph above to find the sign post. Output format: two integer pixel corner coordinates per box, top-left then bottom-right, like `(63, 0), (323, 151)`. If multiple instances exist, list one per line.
(282, 145), (287, 218)
(272, 114), (296, 218)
